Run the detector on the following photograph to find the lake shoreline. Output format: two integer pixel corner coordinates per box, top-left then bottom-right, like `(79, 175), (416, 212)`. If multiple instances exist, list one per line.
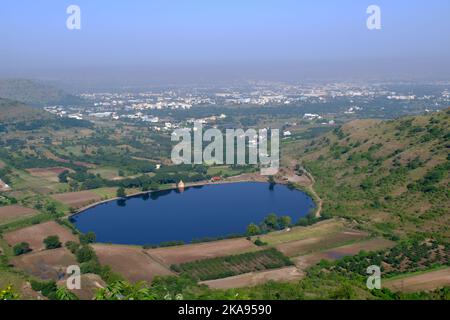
(70, 179), (316, 246)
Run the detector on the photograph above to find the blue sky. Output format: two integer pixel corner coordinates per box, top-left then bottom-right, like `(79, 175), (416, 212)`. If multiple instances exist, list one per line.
(1, 0), (449, 82)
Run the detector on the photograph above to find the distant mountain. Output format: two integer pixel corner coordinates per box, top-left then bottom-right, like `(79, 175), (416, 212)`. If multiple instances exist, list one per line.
(288, 108), (450, 240)
(0, 79), (84, 107)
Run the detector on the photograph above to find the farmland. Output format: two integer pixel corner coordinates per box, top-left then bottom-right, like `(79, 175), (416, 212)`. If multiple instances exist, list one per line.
(92, 244), (174, 283)
(3, 221), (78, 251)
(146, 238), (259, 265)
(0, 205), (36, 224)
(384, 268), (450, 293)
(172, 248), (293, 281)
(11, 248), (77, 280)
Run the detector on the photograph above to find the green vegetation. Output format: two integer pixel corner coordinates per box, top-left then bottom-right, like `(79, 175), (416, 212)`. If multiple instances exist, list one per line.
(43, 235), (62, 250)
(13, 242), (32, 256)
(172, 248), (293, 281)
(116, 187), (126, 198)
(285, 108), (450, 241)
(0, 285), (19, 300)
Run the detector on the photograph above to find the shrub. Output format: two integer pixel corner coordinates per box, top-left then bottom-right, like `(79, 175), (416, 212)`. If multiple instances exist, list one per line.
(13, 242), (32, 256)
(43, 235), (62, 249)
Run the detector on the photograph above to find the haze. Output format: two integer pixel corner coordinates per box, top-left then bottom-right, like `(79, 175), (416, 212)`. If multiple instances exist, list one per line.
(1, 0), (450, 86)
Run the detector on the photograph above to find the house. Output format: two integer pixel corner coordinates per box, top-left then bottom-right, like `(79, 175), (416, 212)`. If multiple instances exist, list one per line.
(211, 176), (222, 183)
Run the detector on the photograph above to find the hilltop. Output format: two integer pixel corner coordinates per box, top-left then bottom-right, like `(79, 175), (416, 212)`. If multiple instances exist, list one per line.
(0, 79), (84, 107)
(0, 98), (51, 122)
(284, 108), (450, 240)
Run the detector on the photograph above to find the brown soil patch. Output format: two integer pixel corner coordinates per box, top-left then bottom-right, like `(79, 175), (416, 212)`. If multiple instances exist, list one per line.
(201, 266), (304, 289)
(384, 268), (450, 293)
(293, 238), (396, 269)
(11, 248), (77, 281)
(26, 167), (72, 182)
(93, 244), (173, 283)
(51, 191), (102, 208)
(146, 238), (259, 266)
(3, 221), (78, 251)
(0, 205), (36, 224)
(276, 230), (369, 257)
(57, 273), (106, 300)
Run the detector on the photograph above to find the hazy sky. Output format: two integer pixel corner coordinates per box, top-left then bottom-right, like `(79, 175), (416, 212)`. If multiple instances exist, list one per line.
(1, 0), (450, 85)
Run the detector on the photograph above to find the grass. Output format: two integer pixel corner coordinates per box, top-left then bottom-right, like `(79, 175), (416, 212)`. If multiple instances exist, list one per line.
(88, 167), (119, 180)
(260, 219), (347, 245)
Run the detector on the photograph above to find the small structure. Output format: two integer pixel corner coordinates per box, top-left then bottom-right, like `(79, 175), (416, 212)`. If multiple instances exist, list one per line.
(211, 176), (222, 183)
(177, 180), (185, 191)
(0, 179), (11, 191)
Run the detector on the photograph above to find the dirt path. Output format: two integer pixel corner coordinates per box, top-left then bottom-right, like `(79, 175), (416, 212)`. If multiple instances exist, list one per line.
(284, 161), (323, 218)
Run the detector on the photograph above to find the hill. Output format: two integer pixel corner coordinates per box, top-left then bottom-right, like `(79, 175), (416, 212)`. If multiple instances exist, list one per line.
(0, 98), (51, 122)
(0, 79), (84, 107)
(284, 108), (450, 241)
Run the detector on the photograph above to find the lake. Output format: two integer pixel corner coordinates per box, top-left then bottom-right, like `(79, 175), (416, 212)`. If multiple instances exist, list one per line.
(71, 182), (315, 246)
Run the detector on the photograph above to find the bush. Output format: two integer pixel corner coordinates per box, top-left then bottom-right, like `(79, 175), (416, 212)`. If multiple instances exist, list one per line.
(79, 232), (96, 245)
(30, 280), (58, 300)
(65, 241), (80, 254)
(254, 238), (268, 246)
(43, 235), (62, 249)
(76, 245), (96, 263)
(13, 242), (32, 256)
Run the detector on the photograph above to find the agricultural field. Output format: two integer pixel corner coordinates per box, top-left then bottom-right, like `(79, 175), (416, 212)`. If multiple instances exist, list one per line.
(384, 268), (450, 293)
(201, 266), (303, 289)
(26, 167), (72, 182)
(259, 219), (357, 245)
(275, 229), (369, 257)
(0, 205), (36, 224)
(51, 191), (102, 209)
(172, 248), (293, 281)
(293, 238), (396, 269)
(3, 221), (78, 251)
(11, 248), (77, 281)
(146, 238), (259, 265)
(92, 244), (174, 283)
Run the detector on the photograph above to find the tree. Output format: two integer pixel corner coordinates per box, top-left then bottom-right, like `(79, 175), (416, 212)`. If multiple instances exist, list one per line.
(246, 223), (261, 236)
(43, 235), (62, 250)
(278, 216), (292, 229)
(13, 242), (32, 256)
(117, 187), (126, 198)
(80, 232), (96, 245)
(76, 245), (96, 263)
(58, 170), (69, 183)
(264, 213), (279, 230)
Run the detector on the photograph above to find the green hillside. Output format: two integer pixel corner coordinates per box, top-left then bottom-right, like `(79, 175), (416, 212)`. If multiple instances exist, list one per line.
(284, 108), (450, 240)
(0, 79), (84, 107)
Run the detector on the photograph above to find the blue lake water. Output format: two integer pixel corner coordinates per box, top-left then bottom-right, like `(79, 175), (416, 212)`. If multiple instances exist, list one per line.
(71, 182), (315, 245)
